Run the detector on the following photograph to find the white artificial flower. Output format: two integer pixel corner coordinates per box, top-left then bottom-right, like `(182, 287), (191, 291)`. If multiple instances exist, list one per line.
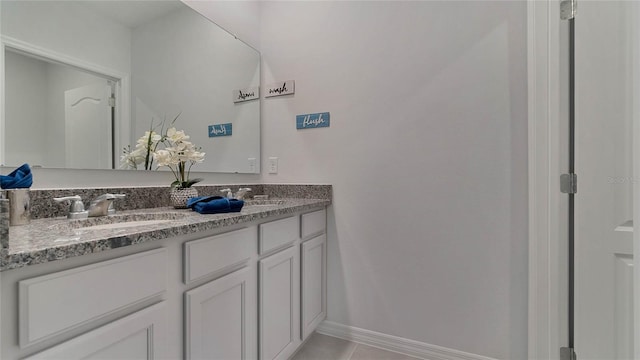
(166, 127), (189, 143)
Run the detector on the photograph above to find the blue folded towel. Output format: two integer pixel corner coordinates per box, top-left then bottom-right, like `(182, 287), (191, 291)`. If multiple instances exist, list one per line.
(187, 195), (244, 214)
(0, 163), (32, 189)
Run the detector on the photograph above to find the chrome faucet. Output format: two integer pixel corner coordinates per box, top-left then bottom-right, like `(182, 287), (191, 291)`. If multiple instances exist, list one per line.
(88, 194), (116, 217)
(235, 187), (252, 200)
(53, 195), (89, 219)
(220, 187), (252, 200)
(107, 194), (126, 215)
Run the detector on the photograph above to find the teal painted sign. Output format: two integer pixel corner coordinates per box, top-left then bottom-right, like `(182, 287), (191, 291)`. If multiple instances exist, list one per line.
(296, 112), (330, 130)
(209, 123), (232, 137)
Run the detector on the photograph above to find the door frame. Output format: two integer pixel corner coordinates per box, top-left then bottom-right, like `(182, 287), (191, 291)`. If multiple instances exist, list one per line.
(0, 35), (131, 168)
(527, 0), (640, 358)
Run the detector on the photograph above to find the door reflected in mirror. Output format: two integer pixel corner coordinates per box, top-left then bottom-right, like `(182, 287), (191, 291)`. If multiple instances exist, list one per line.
(1, 0), (260, 173)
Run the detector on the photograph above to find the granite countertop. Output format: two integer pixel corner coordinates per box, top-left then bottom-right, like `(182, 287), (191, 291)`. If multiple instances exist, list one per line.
(0, 198), (330, 271)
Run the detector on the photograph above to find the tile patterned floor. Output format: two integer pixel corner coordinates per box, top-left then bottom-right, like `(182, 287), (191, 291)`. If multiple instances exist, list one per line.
(291, 333), (421, 360)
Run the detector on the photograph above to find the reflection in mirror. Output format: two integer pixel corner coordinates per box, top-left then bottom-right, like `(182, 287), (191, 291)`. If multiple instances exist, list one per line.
(4, 50), (116, 169)
(1, 0), (260, 173)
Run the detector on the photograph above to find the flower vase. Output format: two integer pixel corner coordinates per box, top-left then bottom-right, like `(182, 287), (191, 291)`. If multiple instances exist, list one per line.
(170, 186), (198, 209)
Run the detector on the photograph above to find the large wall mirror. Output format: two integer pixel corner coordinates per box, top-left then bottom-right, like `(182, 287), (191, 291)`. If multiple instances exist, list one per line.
(0, 0), (260, 174)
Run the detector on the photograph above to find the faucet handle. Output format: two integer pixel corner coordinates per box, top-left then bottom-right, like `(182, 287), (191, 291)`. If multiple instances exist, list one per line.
(53, 195), (88, 219)
(108, 194), (126, 215)
(220, 188), (232, 198)
(236, 188), (252, 200)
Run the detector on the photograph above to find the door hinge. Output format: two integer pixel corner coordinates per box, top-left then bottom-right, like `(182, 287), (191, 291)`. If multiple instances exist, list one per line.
(560, 0), (577, 20)
(108, 96), (115, 107)
(561, 173), (577, 194)
(560, 347), (577, 360)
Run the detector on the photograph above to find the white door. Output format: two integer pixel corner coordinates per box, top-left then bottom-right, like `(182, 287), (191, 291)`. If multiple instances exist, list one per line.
(259, 245), (300, 360)
(574, 1), (634, 359)
(64, 82), (112, 169)
(184, 267), (256, 360)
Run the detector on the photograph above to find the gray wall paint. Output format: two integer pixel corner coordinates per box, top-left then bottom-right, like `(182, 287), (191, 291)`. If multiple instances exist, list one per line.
(258, 1), (527, 358)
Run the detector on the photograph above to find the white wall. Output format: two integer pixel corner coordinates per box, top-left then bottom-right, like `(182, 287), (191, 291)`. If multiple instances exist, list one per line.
(258, 1), (527, 359)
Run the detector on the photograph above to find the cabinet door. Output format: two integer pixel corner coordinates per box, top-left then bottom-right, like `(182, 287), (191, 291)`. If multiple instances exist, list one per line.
(259, 246), (300, 360)
(25, 302), (167, 359)
(301, 234), (326, 340)
(185, 267), (256, 360)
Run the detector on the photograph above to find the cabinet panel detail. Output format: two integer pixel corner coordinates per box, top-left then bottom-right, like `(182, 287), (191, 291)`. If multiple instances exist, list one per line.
(301, 234), (327, 340)
(259, 246), (300, 360)
(25, 302), (167, 359)
(301, 210), (326, 240)
(185, 267), (255, 360)
(184, 227), (256, 284)
(259, 216), (299, 255)
(19, 248), (167, 348)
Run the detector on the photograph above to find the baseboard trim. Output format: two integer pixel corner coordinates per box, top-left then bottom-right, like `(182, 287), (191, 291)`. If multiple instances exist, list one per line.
(315, 321), (498, 360)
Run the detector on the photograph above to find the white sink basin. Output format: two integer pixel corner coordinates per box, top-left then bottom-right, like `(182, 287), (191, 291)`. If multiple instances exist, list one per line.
(244, 199), (286, 206)
(76, 219), (175, 231)
(50, 212), (189, 232)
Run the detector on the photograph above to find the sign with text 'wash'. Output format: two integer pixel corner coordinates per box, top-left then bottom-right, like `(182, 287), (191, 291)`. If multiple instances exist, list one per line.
(233, 86), (259, 103)
(265, 80), (295, 98)
(208, 123), (232, 137)
(296, 112), (330, 130)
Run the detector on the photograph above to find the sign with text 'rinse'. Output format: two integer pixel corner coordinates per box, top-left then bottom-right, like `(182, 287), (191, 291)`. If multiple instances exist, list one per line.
(296, 112), (330, 130)
(233, 86), (259, 103)
(208, 123), (232, 137)
(265, 80), (295, 97)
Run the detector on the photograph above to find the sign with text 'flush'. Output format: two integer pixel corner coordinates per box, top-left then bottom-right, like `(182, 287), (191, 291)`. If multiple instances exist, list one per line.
(209, 123), (232, 137)
(296, 112), (330, 130)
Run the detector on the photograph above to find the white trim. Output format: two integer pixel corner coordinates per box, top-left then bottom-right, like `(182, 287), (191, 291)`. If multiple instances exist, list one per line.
(0, 35), (131, 169)
(632, 1), (640, 358)
(527, 0), (563, 359)
(316, 321), (497, 360)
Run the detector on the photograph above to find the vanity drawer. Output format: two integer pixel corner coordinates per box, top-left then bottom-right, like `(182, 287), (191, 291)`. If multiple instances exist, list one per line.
(301, 209), (326, 240)
(184, 227), (256, 284)
(19, 248), (167, 348)
(259, 216), (299, 255)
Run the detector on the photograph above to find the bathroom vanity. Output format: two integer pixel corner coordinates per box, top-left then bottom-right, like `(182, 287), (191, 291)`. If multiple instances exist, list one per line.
(0, 185), (330, 359)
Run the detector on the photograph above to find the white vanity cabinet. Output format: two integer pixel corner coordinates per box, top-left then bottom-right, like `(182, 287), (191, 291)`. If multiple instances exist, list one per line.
(0, 206), (328, 360)
(185, 267), (255, 360)
(300, 210), (327, 341)
(258, 215), (302, 360)
(183, 228), (257, 360)
(301, 233), (326, 340)
(259, 245), (301, 360)
(25, 302), (168, 360)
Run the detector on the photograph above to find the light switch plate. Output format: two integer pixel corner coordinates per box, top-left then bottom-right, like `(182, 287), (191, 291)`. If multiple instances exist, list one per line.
(268, 157), (278, 174)
(248, 158), (256, 173)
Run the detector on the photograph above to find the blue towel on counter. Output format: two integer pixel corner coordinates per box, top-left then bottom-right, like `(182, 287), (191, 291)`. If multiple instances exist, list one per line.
(187, 195), (244, 214)
(0, 163), (32, 189)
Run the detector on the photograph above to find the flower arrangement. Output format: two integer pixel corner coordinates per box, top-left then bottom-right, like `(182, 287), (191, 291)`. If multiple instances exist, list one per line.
(121, 114), (179, 170)
(120, 130), (162, 170)
(121, 115), (205, 188)
(154, 127), (205, 188)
